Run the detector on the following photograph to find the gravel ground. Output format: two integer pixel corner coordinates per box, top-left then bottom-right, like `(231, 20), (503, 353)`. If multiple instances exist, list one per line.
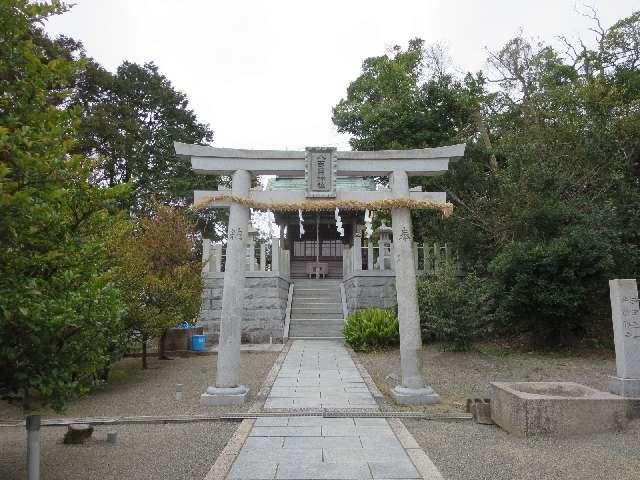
(0, 422), (238, 480)
(0, 352), (278, 480)
(355, 344), (615, 413)
(0, 351), (279, 420)
(403, 418), (640, 480)
(357, 344), (639, 480)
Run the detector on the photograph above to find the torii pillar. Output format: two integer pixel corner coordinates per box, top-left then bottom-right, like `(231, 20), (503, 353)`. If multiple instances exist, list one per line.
(201, 169), (251, 405)
(390, 169), (440, 404)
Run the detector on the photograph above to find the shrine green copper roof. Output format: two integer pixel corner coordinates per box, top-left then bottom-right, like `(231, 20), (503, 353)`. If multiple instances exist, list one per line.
(266, 177), (376, 191)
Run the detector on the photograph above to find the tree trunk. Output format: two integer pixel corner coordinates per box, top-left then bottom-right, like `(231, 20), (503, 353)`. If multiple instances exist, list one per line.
(141, 340), (147, 369)
(158, 329), (171, 360)
(474, 107), (498, 171)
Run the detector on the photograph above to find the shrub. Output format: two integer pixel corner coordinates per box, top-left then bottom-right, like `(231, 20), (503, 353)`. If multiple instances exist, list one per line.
(343, 308), (399, 351)
(488, 225), (615, 347)
(418, 263), (495, 351)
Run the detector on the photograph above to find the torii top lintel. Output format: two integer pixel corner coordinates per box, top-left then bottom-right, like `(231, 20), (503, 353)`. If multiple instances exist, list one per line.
(174, 142), (465, 177)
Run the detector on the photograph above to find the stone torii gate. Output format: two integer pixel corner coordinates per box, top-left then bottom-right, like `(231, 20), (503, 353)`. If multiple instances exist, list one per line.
(174, 142), (465, 405)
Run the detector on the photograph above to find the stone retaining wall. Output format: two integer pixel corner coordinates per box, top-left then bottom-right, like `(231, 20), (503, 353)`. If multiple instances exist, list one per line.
(343, 271), (397, 313)
(199, 273), (290, 343)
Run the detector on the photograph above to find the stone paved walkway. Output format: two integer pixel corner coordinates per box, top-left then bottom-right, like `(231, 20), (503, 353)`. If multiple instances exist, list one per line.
(227, 340), (442, 479)
(264, 340), (377, 410)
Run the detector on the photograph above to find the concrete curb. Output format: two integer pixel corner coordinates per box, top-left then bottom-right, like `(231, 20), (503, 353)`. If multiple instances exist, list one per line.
(203, 418), (255, 480)
(388, 416), (446, 479)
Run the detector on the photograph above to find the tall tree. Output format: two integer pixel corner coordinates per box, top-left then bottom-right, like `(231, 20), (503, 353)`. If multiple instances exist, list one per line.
(71, 60), (216, 210)
(0, 0), (128, 411)
(332, 38), (474, 151)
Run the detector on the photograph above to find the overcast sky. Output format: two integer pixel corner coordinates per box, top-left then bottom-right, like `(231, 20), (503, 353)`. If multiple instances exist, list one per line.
(45, 0), (638, 151)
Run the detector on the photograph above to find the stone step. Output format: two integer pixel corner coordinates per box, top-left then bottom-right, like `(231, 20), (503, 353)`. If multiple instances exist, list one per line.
(288, 320), (345, 338)
(292, 306), (343, 314)
(288, 330), (344, 338)
(292, 304), (341, 310)
(291, 302), (341, 308)
(288, 336), (344, 339)
(293, 294), (342, 303)
(295, 284), (339, 288)
(294, 284), (339, 288)
(294, 287), (339, 292)
(291, 310), (343, 320)
(293, 295), (339, 301)
(293, 290), (338, 295)
(294, 293), (340, 300)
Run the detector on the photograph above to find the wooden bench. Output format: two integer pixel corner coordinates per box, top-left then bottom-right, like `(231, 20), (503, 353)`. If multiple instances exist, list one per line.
(305, 262), (328, 279)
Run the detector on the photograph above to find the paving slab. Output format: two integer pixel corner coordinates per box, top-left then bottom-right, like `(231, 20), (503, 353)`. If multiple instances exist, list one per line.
(224, 340), (443, 479)
(276, 462), (372, 480)
(250, 426), (321, 437)
(227, 461), (278, 480)
(369, 461), (420, 479)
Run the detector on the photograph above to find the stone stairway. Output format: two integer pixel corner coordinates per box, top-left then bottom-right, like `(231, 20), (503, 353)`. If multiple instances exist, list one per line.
(288, 279), (345, 339)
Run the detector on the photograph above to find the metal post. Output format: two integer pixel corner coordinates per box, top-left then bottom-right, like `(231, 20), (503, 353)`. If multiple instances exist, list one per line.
(26, 414), (40, 480)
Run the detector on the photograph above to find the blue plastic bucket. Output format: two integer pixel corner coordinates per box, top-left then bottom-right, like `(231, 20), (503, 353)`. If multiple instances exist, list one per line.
(191, 334), (206, 352)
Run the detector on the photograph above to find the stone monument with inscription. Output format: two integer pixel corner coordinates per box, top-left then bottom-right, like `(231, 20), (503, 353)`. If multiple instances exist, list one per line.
(608, 278), (640, 397)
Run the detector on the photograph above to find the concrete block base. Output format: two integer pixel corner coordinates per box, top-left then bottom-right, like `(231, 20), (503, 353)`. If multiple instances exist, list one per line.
(200, 385), (249, 406)
(391, 385), (441, 405)
(491, 382), (627, 437)
(608, 376), (640, 397)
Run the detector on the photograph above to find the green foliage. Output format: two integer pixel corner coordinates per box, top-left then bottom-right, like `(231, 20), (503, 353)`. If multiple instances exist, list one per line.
(332, 39), (473, 151)
(488, 221), (617, 346)
(335, 12), (640, 347)
(418, 264), (495, 351)
(70, 61), (216, 211)
(343, 308), (399, 352)
(0, 0), (128, 411)
(108, 204), (203, 367)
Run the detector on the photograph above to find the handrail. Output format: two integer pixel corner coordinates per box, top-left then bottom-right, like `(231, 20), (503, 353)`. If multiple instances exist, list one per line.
(283, 282), (294, 340)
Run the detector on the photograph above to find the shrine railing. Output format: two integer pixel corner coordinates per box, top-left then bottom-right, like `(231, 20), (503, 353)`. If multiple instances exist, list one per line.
(202, 238), (290, 276)
(343, 241), (459, 276)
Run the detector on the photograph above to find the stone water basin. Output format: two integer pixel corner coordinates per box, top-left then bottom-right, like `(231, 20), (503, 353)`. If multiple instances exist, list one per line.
(490, 381), (628, 437)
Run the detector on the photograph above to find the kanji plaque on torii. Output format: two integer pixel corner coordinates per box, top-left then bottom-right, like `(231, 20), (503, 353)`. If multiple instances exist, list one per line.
(305, 147), (336, 198)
